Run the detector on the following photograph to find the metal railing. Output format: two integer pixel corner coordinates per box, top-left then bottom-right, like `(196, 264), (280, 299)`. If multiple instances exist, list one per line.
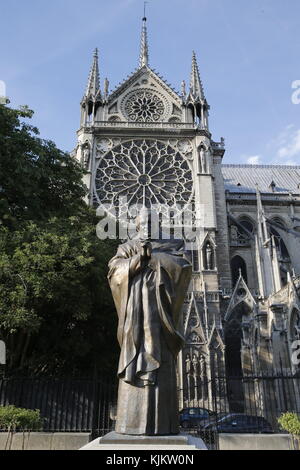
(0, 376), (117, 438)
(0, 371), (299, 449)
(179, 371), (300, 449)
(87, 121), (196, 130)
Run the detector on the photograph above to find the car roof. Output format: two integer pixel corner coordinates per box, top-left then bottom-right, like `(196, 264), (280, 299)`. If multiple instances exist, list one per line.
(180, 407), (211, 413)
(218, 413), (269, 421)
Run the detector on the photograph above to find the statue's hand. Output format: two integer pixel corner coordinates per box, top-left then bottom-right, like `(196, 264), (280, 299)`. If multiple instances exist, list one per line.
(140, 241), (152, 261)
(146, 242), (152, 258)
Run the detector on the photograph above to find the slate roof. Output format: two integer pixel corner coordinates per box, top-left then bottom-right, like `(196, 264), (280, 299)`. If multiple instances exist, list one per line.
(221, 164), (300, 194)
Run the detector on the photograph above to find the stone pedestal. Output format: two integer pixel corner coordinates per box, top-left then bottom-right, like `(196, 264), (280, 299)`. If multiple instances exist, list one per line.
(80, 432), (207, 451)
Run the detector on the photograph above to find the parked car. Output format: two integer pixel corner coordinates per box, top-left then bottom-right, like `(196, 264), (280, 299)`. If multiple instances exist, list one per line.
(200, 413), (273, 434)
(179, 407), (215, 428)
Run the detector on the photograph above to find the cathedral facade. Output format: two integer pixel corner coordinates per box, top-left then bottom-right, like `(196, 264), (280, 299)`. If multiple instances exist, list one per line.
(73, 18), (300, 417)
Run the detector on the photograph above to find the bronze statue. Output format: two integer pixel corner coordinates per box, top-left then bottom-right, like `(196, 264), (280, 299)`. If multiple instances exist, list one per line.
(108, 208), (192, 435)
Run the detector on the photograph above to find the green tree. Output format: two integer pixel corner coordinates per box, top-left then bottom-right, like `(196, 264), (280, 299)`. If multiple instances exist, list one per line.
(0, 104), (86, 226)
(0, 105), (119, 376)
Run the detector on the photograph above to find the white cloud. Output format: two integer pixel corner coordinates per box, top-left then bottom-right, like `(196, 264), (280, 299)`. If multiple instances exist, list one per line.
(267, 124), (295, 150)
(277, 129), (300, 160)
(246, 155), (262, 165)
(239, 126), (300, 167)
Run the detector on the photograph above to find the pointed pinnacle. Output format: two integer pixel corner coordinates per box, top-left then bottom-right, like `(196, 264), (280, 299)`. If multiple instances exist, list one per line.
(139, 17), (149, 68)
(85, 48), (101, 98)
(190, 51), (205, 102)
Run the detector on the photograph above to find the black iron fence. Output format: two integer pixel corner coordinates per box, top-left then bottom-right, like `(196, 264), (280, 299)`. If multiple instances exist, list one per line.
(179, 372), (300, 449)
(0, 377), (118, 438)
(0, 372), (299, 449)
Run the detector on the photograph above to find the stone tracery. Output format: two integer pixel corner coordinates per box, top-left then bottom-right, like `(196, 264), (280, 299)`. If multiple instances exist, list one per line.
(123, 90), (165, 122)
(95, 139), (193, 217)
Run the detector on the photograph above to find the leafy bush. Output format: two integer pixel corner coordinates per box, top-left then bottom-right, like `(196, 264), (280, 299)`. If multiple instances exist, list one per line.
(278, 413), (300, 436)
(0, 406), (42, 431)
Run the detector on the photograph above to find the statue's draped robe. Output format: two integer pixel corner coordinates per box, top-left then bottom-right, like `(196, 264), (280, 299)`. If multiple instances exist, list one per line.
(108, 238), (192, 435)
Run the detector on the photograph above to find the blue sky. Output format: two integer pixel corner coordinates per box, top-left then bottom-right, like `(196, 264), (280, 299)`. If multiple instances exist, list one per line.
(1, 0), (300, 165)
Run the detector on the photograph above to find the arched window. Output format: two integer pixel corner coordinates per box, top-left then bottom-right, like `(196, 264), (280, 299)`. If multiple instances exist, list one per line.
(87, 100), (94, 121)
(269, 225), (290, 261)
(187, 104), (195, 124)
(168, 116), (181, 123)
(231, 255), (248, 287)
(269, 218), (291, 286)
(238, 217), (254, 235)
(238, 217), (254, 244)
(230, 217), (254, 246)
(192, 250), (200, 272)
(187, 249), (200, 272)
(108, 115), (121, 122)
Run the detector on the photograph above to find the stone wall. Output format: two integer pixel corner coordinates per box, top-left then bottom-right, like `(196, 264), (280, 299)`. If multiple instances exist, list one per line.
(0, 432), (91, 451)
(218, 433), (294, 451)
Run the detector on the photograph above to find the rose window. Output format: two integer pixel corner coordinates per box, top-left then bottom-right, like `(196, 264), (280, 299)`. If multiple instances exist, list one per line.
(94, 139), (193, 217)
(123, 91), (165, 122)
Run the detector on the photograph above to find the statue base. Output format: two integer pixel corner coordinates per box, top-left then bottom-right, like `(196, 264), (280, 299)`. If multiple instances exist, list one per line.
(80, 431), (207, 450)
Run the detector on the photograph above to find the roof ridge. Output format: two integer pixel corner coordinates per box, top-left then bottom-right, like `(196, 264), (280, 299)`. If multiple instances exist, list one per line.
(108, 67), (141, 100)
(108, 66), (181, 102)
(148, 67), (180, 96)
(222, 164), (300, 169)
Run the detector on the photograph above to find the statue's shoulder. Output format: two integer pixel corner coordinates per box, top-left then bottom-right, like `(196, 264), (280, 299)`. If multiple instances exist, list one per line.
(172, 238), (185, 249)
(167, 238), (185, 248)
(153, 238), (185, 251)
(120, 238), (138, 247)
(117, 239), (138, 253)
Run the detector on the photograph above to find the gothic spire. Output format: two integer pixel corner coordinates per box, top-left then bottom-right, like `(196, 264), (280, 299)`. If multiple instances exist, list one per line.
(271, 235), (282, 293)
(139, 16), (149, 68)
(255, 186), (281, 297)
(225, 272), (256, 322)
(256, 185), (268, 243)
(190, 51), (205, 102)
(85, 48), (101, 99)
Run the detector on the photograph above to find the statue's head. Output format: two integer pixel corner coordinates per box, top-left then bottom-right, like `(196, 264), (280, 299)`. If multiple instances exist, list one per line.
(136, 207), (159, 240)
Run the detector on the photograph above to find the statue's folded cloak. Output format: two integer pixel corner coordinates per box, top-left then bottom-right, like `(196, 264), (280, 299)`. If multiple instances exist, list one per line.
(108, 238), (192, 385)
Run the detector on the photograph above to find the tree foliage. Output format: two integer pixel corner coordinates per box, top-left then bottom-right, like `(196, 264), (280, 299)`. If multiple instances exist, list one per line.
(278, 412), (300, 436)
(0, 104), (86, 225)
(0, 105), (119, 376)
